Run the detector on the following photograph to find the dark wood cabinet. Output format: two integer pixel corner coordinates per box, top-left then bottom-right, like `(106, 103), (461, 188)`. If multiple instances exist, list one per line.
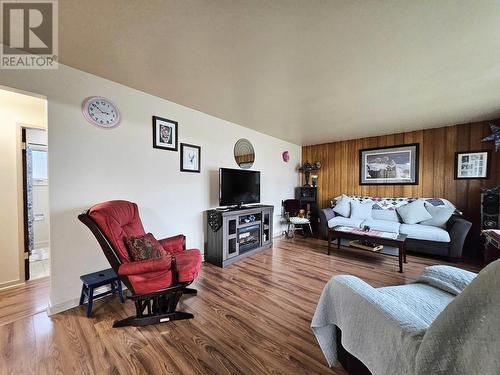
(295, 187), (318, 234)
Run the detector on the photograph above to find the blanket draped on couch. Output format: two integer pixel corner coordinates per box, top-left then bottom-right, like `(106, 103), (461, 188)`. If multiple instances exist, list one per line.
(311, 261), (500, 375)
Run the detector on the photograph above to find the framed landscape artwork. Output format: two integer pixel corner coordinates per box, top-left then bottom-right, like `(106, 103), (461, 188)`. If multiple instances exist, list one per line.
(454, 150), (490, 179)
(180, 143), (201, 173)
(152, 116), (178, 151)
(359, 143), (419, 185)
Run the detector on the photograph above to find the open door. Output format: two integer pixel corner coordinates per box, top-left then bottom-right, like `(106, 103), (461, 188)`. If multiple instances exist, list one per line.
(21, 129), (31, 280)
(22, 128), (49, 280)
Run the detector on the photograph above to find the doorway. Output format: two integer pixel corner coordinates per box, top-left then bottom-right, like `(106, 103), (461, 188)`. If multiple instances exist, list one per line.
(22, 128), (50, 280)
(0, 87), (47, 289)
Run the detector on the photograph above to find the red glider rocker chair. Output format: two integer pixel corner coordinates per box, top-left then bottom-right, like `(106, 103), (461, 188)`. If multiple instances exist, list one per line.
(78, 200), (201, 327)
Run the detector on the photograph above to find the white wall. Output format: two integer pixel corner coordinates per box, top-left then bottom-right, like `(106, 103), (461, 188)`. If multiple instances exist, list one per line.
(0, 65), (301, 310)
(0, 89), (47, 286)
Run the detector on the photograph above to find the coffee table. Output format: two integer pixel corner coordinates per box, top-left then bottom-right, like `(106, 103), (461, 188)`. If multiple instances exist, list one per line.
(328, 226), (408, 272)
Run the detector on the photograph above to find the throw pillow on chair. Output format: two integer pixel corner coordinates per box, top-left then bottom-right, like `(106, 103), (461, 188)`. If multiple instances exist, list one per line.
(125, 233), (167, 261)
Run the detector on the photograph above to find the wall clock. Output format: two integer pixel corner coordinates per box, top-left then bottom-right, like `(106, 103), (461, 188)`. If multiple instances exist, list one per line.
(81, 96), (121, 129)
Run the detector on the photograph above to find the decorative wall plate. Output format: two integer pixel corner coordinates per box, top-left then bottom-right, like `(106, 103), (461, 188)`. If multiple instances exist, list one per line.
(81, 96), (121, 129)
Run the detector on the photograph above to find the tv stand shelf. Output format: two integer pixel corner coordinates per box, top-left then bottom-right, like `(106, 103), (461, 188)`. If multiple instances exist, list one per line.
(206, 205), (274, 268)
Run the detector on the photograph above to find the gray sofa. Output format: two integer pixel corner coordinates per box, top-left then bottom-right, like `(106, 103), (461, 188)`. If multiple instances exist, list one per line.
(318, 196), (472, 259)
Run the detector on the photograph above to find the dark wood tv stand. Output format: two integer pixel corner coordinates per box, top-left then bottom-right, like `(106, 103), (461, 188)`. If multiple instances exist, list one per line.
(206, 205), (274, 267)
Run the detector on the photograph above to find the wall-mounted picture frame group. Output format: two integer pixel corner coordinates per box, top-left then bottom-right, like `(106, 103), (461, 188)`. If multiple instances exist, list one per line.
(180, 143), (201, 173)
(454, 150), (490, 179)
(152, 116), (201, 173)
(152, 115), (178, 151)
(359, 143), (419, 185)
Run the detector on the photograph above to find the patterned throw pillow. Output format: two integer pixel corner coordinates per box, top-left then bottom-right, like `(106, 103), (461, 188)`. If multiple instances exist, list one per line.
(125, 233), (166, 261)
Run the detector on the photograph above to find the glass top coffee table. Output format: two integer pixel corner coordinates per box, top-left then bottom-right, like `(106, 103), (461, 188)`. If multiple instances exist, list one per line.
(328, 226), (408, 272)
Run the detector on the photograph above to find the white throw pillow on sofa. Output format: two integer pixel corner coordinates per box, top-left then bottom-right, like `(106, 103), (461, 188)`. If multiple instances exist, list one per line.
(350, 200), (373, 220)
(372, 209), (400, 222)
(396, 199), (432, 225)
(332, 194), (351, 217)
(420, 205), (455, 228)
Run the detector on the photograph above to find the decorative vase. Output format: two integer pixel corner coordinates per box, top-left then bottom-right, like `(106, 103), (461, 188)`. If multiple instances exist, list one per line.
(304, 171), (312, 186)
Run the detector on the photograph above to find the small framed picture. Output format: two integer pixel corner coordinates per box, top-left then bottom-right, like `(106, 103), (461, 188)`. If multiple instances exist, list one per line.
(455, 150), (491, 179)
(180, 143), (201, 173)
(152, 116), (178, 151)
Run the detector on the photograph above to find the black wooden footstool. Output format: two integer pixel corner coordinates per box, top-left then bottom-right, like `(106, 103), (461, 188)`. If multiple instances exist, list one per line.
(79, 268), (125, 317)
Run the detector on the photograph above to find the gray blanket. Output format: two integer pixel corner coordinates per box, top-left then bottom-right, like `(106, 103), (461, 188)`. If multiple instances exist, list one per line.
(311, 261), (500, 375)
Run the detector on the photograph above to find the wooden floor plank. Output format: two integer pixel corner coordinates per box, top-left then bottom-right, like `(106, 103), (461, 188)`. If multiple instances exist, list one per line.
(0, 237), (479, 374)
(0, 277), (50, 327)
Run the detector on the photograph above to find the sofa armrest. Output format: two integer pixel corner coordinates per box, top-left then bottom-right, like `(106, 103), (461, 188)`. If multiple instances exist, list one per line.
(118, 256), (172, 276)
(159, 234), (186, 254)
(311, 275), (428, 369)
(446, 215), (472, 259)
(318, 208), (336, 240)
(327, 276), (429, 330)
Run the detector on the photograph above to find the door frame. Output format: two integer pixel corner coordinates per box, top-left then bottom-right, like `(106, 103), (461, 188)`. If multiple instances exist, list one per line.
(17, 123), (47, 282)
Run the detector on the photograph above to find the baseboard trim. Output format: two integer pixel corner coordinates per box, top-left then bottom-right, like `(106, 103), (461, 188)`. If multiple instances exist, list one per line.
(47, 298), (80, 316)
(48, 284), (129, 316)
(0, 279), (24, 291)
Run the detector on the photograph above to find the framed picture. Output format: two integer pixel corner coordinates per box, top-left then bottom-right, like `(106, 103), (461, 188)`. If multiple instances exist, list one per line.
(454, 150), (491, 179)
(152, 116), (178, 151)
(180, 143), (201, 173)
(359, 143), (419, 185)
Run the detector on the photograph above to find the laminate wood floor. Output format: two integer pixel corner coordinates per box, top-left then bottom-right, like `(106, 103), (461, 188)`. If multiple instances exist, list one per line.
(0, 237), (479, 375)
(0, 277), (49, 327)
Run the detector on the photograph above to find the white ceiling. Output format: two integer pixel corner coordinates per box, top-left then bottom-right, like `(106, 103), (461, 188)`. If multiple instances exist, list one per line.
(59, 0), (500, 145)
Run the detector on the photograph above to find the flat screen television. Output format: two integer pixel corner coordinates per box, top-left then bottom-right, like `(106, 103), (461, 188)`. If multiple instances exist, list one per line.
(219, 168), (260, 207)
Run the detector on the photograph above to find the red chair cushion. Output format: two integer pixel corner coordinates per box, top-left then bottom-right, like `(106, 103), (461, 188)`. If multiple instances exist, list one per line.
(128, 270), (173, 295)
(159, 234), (185, 254)
(118, 256), (172, 276)
(176, 249), (202, 283)
(126, 250), (201, 294)
(89, 200), (146, 262)
(125, 233), (168, 261)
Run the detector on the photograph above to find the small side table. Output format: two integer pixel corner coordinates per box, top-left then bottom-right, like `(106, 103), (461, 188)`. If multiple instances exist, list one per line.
(79, 268), (124, 317)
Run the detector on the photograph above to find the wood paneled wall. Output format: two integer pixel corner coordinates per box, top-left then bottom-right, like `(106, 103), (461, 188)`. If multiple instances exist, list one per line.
(302, 120), (499, 235)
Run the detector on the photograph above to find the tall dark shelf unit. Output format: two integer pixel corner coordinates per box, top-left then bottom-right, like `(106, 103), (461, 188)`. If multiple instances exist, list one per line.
(296, 186), (318, 234)
(481, 189), (499, 230)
